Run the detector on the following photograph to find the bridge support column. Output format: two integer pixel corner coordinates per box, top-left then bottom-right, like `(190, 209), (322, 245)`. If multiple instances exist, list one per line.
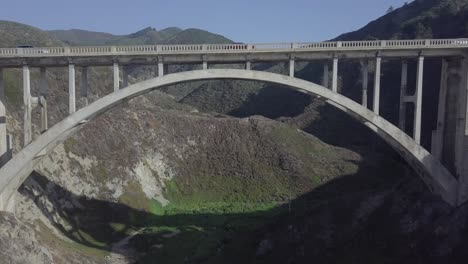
(0, 68), (11, 166)
(322, 63), (329, 88)
(203, 59), (208, 70)
(68, 64), (76, 114)
(81, 66), (88, 106)
(23, 65), (32, 146)
(432, 59), (448, 160)
(332, 57), (338, 92)
(113, 62), (120, 92)
(39, 68), (48, 132)
(246, 61), (251, 70)
(373, 56), (382, 115)
(361, 60), (368, 108)
(123, 66), (129, 88)
(289, 57), (295, 77)
(158, 62), (164, 77)
(399, 61), (408, 131)
(413, 55), (424, 144)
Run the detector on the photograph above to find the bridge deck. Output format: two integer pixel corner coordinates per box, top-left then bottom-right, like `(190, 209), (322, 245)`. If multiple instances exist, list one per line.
(0, 39), (467, 67)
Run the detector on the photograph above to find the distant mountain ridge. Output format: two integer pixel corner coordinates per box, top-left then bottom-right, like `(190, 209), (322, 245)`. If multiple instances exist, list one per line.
(48, 26), (232, 46)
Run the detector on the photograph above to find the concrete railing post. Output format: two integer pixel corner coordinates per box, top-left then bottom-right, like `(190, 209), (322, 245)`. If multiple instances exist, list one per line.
(413, 55), (424, 144)
(373, 56), (382, 115)
(68, 63), (76, 114)
(22, 65), (32, 146)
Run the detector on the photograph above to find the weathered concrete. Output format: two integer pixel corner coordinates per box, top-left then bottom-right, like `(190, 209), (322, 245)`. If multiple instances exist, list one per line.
(246, 61), (251, 70)
(158, 62), (164, 77)
(69, 64), (76, 114)
(81, 66), (88, 106)
(289, 57), (295, 77)
(373, 56), (382, 115)
(0, 68), (7, 166)
(39, 96), (47, 133)
(113, 62), (120, 91)
(399, 61), (408, 131)
(432, 60), (448, 160)
(0, 69), (459, 212)
(361, 60), (368, 108)
(414, 56), (424, 144)
(323, 63), (329, 88)
(332, 57), (338, 92)
(22, 65), (32, 146)
(123, 66), (129, 88)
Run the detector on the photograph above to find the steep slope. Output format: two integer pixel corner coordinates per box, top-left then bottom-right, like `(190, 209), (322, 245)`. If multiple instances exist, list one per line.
(164, 28), (232, 44)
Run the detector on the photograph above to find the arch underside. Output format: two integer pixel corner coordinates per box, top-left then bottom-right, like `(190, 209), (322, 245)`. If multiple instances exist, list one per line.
(0, 69), (459, 210)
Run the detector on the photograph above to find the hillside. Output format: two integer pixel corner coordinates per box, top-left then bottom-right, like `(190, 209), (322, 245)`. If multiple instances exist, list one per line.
(48, 26), (231, 46)
(0, 20), (63, 47)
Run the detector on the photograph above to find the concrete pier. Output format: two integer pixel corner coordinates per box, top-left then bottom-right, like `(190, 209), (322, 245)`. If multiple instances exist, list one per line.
(361, 60), (368, 108)
(373, 56), (382, 115)
(39, 68), (48, 132)
(323, 63), (329, 88)
(432, 59), (448, 159)
(68, 64), (76, 114)
(81, 66), (88, 106)
(203, 60), (208, 70)
(23, 65), (32, 145)
(289, 57), (295, 77)
(0, 68), (7, 166)
(246, 61), (251, 70)
(113, 62), (120, 92)
(413, 56), (424, 144)
(332, 57), (338, 92)
(158, 62), (164, 77)
(399, 61), (408, 130)
(123, 67), (129, 88)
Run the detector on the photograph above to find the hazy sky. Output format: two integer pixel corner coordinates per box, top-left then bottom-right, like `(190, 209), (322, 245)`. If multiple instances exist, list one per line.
(1, 0), (410, 42)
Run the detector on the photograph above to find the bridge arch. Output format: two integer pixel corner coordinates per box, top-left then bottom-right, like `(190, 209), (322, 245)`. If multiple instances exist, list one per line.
(0, 69), (459, 210)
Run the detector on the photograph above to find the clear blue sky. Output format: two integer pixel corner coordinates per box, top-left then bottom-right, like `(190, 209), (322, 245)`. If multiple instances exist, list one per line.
(1, 0), (410, 42)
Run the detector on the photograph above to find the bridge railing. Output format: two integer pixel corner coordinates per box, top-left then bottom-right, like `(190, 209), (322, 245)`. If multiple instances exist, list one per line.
(1, 38), (468, 57)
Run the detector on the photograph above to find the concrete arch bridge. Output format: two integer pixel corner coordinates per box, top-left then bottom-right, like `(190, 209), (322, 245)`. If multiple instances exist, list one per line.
(0, 39), (467, 211)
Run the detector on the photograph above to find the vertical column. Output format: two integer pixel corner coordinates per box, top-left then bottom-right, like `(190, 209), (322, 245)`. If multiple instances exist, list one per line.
(432, 59), (448, 159)
(246, 61), (251, 70)
(322, 63), (329, 88)
(289, 56), (295, 77)
(373, 56), (382, 115)
(413, 55), (424, 144)
(81, 66), (88, 106)
(399, 61), (408, 130)
(68, 63), (76, 114)
(39, 68), (48, 132)
(23, 65), (32, 146)
(158, 61), (164, 77)
(203, 60), (208, 70)
(123, 66), (129, 88)
(113, 61), (120, 92)
(332, 56), (338, 92)
(361, 60), (368, 108)
(0, 68), (7, 166)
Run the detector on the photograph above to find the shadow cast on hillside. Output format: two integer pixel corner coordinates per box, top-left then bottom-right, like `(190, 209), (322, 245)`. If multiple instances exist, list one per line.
(16, 153), (424, 264)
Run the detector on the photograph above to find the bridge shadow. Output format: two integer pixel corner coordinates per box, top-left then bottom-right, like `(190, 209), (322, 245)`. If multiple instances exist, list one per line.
(17, 153), (459, 264)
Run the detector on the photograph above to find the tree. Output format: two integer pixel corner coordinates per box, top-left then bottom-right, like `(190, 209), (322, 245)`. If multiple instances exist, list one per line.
(386, 6), (395, 13)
